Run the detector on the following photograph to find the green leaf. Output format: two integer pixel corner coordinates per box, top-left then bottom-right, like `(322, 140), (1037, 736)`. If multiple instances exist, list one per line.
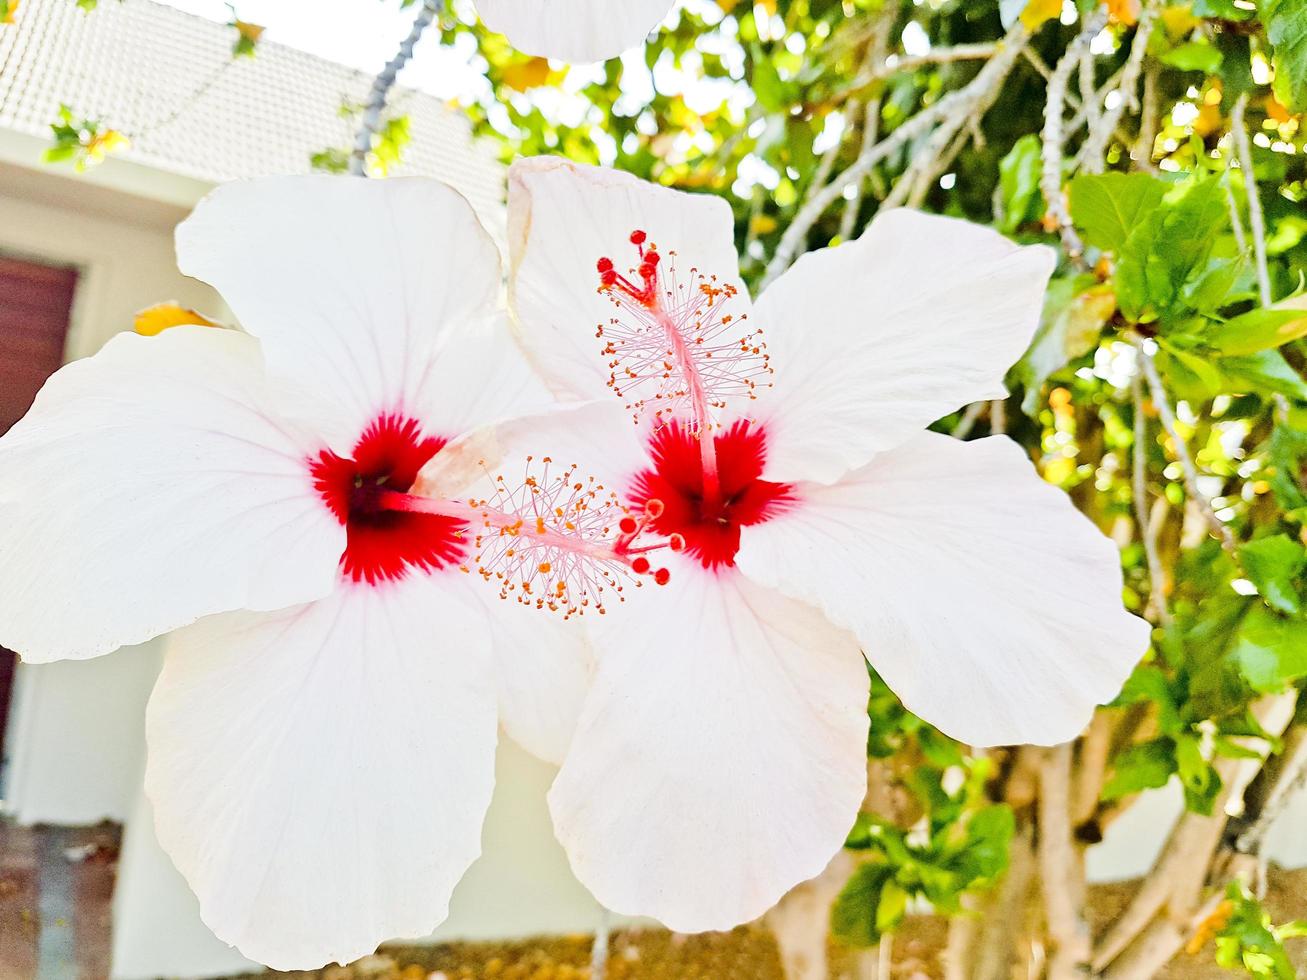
(875, 879), (909, 935)
(1204, 308), (1307, 356)
(957, 805), (1014, 882)
(997, 135), (1042, 234)
(832, 863), (894, 947)
(1114, 665), (1182, 734)
(1181, 256), (1245, 316)
(1175, 732), (1220, 815)
(1068, 172), (1167, 252)
(1160, 41), (1223, 74)
(1102, 738), (1177, 800)
(1264, 0), (1307, 112)
(1155, 341), (1224, 402)
(1238, 534), (1306, 615)
(1194, 0), (1252, 18)
(1221, 350), (1307, 401)
(1231, 605), (1307, 692)
(1016, 279), (1116, 414)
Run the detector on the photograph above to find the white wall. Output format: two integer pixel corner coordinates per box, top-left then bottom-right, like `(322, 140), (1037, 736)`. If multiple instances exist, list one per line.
(0, 159), (222, 824)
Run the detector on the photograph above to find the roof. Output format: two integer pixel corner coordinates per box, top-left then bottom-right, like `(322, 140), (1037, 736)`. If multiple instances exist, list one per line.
(0, 0), (505, 226)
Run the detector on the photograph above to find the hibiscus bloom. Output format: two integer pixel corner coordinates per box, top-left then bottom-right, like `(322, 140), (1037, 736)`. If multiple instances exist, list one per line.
(500, 157), (1152, 931)
(477, 0), (675, 63)
(0, 176), (591, 968)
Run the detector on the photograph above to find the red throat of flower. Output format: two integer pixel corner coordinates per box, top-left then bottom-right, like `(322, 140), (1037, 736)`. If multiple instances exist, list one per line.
(309, 414), (467, 585)
(630, 419), (792, 569)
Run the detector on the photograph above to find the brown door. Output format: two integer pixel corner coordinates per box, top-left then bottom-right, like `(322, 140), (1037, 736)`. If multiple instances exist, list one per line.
(0, 254), (78, 765)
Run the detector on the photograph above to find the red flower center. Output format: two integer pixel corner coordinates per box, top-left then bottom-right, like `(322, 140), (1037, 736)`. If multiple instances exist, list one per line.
(309, 414), (467, 585)
(630, 420), (792, 568)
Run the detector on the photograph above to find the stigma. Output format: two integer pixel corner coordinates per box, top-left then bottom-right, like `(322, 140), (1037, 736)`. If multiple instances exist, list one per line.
(595, 230), (773, 430)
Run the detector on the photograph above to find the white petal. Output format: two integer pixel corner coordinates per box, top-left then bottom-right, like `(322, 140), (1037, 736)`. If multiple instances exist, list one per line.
(145, 576), (497, 970)
(477, 0), (673, 62)
(0, 328), (342, 663)
(755, 209), (1055, 484)
(455, 577), (594, 765)
(415, 312), (557, 439)
(176, 176), (503, 441)
(736, 432), (1150, 747)
(507, 157), (748, 410)
(549, 566), (869, 931)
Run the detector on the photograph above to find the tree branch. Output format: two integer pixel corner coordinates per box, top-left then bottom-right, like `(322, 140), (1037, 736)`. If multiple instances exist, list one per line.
(1041, 9), (1108, 262)
(1231, 93), (1272, 307)
(1039, 744), (1091, 980)
(761, 20), (1027, 289)
(349, 0), (440, 177)
(1133, 370), (1173, 626)
(1077, 4), (1156, 175)
(1129, 335), (1237, 556)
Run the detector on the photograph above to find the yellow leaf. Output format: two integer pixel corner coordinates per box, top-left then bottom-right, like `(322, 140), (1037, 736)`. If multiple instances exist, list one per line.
(716, 0), (740, 10)
(1159, 5), (1199, 38)
(234, 19), (264, 44)
(134, 303), (219, 337)
(501, 57), (553, 93)
(1020, 0), (1062, 31)
(1105, 0), (1140, 27)
(1266, 93), (1294, 124)
(749, 214), (778, 236)
(80, 129), (129, 169)
(2, 0), (20, 25)
(1193, 101), (1223, 138)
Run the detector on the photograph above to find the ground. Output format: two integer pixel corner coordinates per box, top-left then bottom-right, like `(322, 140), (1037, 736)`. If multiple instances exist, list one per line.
(1, 821), (1304, 979)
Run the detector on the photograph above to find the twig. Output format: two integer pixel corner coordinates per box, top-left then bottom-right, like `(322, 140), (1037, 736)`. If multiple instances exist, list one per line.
(837, 16), (894, 242)
(349, 0), (440, 177)
(762, 21), (1027, 288)
(1132, 371), (1173, 626)
(1134, 61), (1160, 171)
(1129, 336), (1237, 556)
(1039, 744), (1091, 980)
(1231, 93), (1273, 307)
(1072, 712), (1117, 827)
(590, 906), (610, 979)
(834, 42), (1002, 102)
(1077, 4), (1156, 174)
(1100, 891), (1227, 980)
(1041, 9), (1108, 262)
(952, 401), (988, 440)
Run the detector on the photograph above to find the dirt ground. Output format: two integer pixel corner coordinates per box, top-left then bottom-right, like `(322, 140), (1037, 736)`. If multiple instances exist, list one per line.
(240, 869), (1307, 980)
(2, 820), (1303, 980)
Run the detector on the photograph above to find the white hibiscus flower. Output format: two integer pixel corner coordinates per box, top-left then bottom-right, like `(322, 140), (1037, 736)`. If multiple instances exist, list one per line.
(477, 0), (676, 63)
(497, 156), (1152, 931)
(0, 176), (592, 969)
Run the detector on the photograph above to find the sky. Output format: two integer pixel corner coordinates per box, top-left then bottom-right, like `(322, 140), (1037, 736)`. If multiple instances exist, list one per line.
(157, 0), (480, 99)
